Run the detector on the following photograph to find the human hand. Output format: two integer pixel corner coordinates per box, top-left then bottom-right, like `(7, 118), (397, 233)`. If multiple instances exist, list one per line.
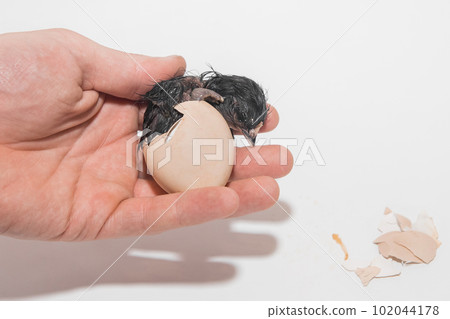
(0, 29), (293, 241)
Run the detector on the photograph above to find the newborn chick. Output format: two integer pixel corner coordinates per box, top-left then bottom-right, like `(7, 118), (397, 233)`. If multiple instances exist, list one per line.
(140, 70), (268, 146)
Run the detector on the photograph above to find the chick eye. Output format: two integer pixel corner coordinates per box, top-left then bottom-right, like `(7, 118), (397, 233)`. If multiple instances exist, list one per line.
(235, 107), (247, 119)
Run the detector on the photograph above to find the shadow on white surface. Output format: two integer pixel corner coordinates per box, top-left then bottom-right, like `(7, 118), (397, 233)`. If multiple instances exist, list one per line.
(0, 202), (291, 300)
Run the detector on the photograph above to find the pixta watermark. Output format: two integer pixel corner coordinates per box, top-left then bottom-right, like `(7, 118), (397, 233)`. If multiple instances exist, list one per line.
(126, 133), (325, 173)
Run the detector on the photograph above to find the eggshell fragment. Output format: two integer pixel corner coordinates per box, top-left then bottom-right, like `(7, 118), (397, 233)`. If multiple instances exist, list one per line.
(355, 266), (381, 286)
(393, 231), (438, 263)
(341, 257), (372, 272)
(143, 101), (235, 193)
(395, 213), (412, 231)
(370, 255), (402, 277)
(376, 241), (423, 263)
(378, 212), (401, 233)
(374, 231), (438, 264)
(413, 212), (440, 244)
(340, 208), (441, 287)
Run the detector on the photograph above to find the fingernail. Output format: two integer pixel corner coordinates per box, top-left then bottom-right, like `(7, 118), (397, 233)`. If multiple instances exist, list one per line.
(164, 55), (182, 59)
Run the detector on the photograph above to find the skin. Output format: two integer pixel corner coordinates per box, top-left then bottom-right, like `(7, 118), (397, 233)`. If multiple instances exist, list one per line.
(0, 29), (293, 241)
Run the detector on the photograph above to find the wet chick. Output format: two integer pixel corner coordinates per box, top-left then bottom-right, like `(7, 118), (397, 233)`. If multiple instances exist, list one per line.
(140, 70), (268, 146)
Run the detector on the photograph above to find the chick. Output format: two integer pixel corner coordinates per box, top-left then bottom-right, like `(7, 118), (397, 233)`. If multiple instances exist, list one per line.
(140, 70), (268, 146)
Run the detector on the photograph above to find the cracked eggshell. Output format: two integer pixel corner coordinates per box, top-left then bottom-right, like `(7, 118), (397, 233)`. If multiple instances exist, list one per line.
(143, 101), (235, 193)
(413, 212), (440, 244)
(374, 231), (438, 264)
(355, 266), (381, 286)
(370, 255), (402, 277)
(395, 213), (412, 231)
(378, 213), (401, 233)
(393, 231), (438, 263)
(376, 241), (423, 263)
(342, 257), (372, 272)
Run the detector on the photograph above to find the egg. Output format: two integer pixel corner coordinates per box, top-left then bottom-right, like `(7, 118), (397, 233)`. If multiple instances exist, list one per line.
(143, 100), (235, 193)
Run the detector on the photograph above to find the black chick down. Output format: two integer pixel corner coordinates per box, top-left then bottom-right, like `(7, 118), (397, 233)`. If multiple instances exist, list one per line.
(140, 70), (268, 147)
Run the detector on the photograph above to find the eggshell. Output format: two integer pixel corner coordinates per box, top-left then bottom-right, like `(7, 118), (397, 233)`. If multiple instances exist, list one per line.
(413, 212), (440, 244)
(370, 255), (402, 278)
(374, 231), (438, 264)
(143, 101), (235, 193)
(344, 255), (402, 286)
(341, 257), (372, 272)
(395, 213), (412, 231)
(340, 208), (441, 286)
(355, 266), (381, 286)
(378, 213), (401, 233)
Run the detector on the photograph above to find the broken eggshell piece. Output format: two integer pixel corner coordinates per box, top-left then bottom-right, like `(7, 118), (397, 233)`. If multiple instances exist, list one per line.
(143, 101), (235, 193)
(413, 212), (440, 245)
(374, 230), (439, 264)
(378, 209), (412, 233)
(378, 212), (401, 233)
(355, 266), (381, 287)
(394, 213), (412, 231)
(343, 207), (440, 286)
(369, 254), (402, 278)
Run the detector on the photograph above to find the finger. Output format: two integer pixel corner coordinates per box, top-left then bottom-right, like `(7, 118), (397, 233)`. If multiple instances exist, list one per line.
(260, 104), (279, 133)
(230, 145), (294, 181)
(227, 176), (280, 218)
(72, 32), (186, 100)
(87, 53), (185, 100)
(97, 186), (239, 238)
(134, 175), (167, 197)
(133, 144), (293, 198)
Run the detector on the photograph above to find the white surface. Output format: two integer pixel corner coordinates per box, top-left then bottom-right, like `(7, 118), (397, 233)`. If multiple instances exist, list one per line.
(1, 0), (449, 300)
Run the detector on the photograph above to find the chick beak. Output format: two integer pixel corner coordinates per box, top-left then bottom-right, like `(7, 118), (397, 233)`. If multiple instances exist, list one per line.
(241, 128), (258, 147)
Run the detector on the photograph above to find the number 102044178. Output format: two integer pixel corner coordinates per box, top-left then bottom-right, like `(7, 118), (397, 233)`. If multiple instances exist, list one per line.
(373, 305), (439, 316)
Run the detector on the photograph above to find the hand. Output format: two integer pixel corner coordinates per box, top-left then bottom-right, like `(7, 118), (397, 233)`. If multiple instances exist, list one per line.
(0, 29), (293, 241)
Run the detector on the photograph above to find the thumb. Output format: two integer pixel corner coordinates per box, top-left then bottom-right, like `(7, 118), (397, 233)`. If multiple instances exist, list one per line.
(73, 33), (186, 100)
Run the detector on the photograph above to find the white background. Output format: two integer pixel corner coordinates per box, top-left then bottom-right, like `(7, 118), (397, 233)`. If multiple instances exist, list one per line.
(0, 0), (449, 300)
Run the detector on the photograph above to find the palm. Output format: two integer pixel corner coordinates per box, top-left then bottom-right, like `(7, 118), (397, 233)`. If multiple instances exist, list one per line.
(59, 97), (172, 240)
(1, 96), (141, 240)
(46, 97), (147, 240)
